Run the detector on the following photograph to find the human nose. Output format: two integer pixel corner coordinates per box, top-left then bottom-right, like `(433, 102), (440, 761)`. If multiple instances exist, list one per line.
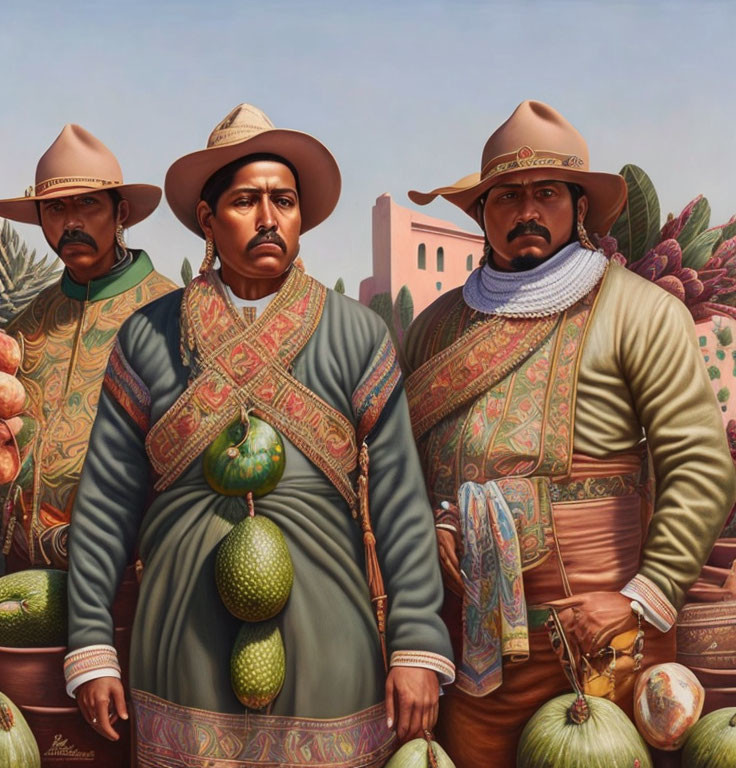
(63, 203), (83, 231)
(516, 190), (540, 222)
(256, 194), (277, 232)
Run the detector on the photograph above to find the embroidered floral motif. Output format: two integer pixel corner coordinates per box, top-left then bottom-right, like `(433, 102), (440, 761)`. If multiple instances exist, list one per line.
(353, 336), (402, 445)
(132, 690), (396, 768)
(103, 339), (152, 433)
(146, 269), (360, 507)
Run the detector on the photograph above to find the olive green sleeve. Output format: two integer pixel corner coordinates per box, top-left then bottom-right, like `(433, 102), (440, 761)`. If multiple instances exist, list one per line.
(621, 289), (736, 612)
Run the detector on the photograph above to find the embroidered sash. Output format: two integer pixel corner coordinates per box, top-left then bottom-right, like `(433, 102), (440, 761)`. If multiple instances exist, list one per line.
(145, 269), (359, 506)
(407, 277), (605, 503)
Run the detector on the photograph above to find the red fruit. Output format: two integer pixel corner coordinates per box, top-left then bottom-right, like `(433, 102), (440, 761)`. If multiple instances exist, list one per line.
(0, 333), (21, 375)
(0, 373), (25, 419)
(0, 443), (19, 483)
(0, 417), (22, 444)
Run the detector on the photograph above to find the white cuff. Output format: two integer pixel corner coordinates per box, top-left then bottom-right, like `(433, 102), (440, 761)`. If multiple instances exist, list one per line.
(64, 644), (121, 698)
(620, 573), (677, 632)
(390, 650), (455, 685)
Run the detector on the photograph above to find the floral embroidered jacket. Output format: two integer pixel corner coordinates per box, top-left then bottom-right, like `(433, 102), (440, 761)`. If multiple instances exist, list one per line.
(1, 250), (175, 570)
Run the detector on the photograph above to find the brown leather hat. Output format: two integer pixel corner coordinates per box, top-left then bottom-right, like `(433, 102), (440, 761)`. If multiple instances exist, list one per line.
(0, 124), (161, 226)
(165, 103), (341, 237)
(409, 100), (627, 237)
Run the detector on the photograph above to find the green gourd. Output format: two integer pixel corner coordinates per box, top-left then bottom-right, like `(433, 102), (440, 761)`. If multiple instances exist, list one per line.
(681, 708), (736, 768)
(230, 620), (285, 709)
(0, 691), (40, 767)
(203, 415), (285, 497)
(0, 569), (67, 647)
(384, 737), (455, 767)
(517, 693), (653, 768)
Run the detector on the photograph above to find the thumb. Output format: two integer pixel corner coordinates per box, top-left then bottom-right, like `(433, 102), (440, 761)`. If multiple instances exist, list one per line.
(111, 683), (129, 721)
(385, 672), (395, 730)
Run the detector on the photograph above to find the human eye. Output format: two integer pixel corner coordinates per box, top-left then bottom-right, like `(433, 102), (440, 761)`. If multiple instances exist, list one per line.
(80, 196), (98, 206)
(274, 196), (295, 208)
(234, 195), (255, 208)
(537, 187), (557, 199)
(43, 201), (63, 213)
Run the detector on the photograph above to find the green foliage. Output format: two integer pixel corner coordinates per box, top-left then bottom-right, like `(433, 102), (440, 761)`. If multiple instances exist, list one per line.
(720, 220), (736, 243)
(369, 292), (395, 330)
(0, 219), (60, 325)
(677, 197), (711, 252)
(180, 257), (193, 287)
(394, 285), (414, 334)
(610, 165), (660, 263)
(718, 386), (730, 403)
(708, 365), (721, 380)
(681, 228), (722, 269)
(334, 277), (345, 294)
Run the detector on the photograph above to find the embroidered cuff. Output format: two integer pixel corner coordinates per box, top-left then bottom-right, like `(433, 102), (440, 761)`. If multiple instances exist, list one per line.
(620, 573), (677, 632)
(64, 645), (121, 698)
(390, 650), (455, 685)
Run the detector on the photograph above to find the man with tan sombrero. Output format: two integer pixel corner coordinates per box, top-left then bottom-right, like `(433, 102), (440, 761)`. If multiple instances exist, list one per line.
(64, 104), (454, 767)
(0, 124), (175, 574)
(402, 100), (735, 765)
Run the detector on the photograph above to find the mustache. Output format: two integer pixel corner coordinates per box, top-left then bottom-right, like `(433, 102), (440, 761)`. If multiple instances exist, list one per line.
(506, 220), (551, 243)
(246, 228), (287, 254)
(57, 229), (98, 252)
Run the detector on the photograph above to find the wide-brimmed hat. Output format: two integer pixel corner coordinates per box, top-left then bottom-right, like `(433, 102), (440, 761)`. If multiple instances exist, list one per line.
(409, 100), (627, 237)
(165, 103), (341, 237)
(0, 124), (161, 226)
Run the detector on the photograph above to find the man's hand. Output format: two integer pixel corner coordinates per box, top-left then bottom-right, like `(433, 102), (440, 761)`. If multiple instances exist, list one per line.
(436, 528), (464, 597)
(75, 677), (128, 741)
(547, 591), (639, 661)
(385, 666), (439, 743)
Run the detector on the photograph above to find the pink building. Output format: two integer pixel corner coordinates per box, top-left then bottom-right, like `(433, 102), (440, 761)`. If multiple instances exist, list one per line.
(359, 193), (484, 317)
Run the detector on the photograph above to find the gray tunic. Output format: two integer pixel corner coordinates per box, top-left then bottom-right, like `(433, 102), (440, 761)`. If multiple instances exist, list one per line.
(67, 285), (452, 716)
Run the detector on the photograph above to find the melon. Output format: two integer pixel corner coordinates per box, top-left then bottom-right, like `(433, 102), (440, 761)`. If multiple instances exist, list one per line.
(682, 707), (736, 768)
(0, 569), (67, 647)
(517, 692), (653, 768)
(385, 737), (455, 767)
(633, 662), (704, 750)
(0, 691), (40, 767)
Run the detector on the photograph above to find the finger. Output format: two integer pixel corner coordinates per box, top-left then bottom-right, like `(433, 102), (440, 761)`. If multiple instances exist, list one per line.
(396, 694), (413, 743)
(384, 674), (395, 730)
(442, 540), (460, 571)
(406, 697), (423, 742)
(94, 697), (120, 742)
(111, 685), (129, 721)
(421, 697), (435, 735)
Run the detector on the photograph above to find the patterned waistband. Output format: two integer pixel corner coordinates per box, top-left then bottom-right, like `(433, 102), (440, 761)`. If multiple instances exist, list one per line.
(548, 471), (641, 503)
(132, 689), (396, 768)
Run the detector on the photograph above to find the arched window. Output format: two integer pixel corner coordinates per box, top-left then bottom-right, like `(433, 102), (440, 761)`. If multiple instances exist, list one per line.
(437, 247), (444, 272)
(466, 254), (473, 271)
(417, 243), (426, 270)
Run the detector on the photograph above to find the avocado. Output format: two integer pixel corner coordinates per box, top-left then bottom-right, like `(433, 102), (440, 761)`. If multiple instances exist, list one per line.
(231, 620), (285, 709)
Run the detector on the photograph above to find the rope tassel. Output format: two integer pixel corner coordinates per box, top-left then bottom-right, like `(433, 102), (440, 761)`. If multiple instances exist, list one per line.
(357, 441), (388, 671)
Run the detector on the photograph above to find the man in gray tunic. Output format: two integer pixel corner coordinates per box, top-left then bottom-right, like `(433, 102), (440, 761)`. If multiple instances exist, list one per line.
(64, 104), (454, 768)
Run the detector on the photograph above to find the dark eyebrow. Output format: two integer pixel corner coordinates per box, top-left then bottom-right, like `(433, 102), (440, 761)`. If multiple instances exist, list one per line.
(227, 187), (298, 196)
(492, 179), (566, 190)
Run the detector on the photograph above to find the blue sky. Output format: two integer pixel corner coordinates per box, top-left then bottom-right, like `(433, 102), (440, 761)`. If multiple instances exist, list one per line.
(2, 0), (735, 294)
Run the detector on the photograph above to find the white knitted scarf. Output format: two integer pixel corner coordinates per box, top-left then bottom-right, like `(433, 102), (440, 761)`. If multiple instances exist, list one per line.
(462, 243), (608, 317)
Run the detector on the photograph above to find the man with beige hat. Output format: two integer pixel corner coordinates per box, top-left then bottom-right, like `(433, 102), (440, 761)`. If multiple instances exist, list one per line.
(64, 104), (454, 767)
(403, 100), (736, 764)
(0, 124), (175, 573)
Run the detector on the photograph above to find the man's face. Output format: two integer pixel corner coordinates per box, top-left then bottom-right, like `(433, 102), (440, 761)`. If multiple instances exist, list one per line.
(39, 191), (120, 275)
(198, 160), (301, 287)
(482, 169), (587, 270)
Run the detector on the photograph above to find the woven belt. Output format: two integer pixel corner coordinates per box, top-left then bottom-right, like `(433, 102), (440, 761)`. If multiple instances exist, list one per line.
(548, 471), (641, 503)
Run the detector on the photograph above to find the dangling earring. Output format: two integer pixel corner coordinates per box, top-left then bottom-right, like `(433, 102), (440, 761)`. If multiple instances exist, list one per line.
(115, 224), (127, 256)
(200, 237), (215, 273)
(480, 236), (492, 267)
(577, 219), (596, 251)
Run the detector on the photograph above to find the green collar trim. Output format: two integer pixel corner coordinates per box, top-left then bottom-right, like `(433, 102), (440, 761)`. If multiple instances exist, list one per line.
(61, 250), (154, 301)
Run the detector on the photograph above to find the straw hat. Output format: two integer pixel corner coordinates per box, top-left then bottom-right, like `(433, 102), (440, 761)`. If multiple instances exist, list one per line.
(165, 103), (341, 237)
(0, 124), (161, 226)
(409, 100), (627, 237)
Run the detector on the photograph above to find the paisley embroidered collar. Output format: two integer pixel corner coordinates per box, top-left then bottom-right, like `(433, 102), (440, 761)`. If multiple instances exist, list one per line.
(462, 243), (608, 317)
